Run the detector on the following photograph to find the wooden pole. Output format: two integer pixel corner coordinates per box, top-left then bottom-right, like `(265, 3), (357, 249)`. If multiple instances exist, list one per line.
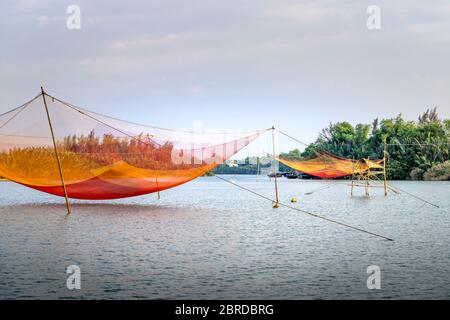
(41, 87), (71, 214)
(350, 157), (355, 197)
(271, 127), (279, 208)
(366, 157), (371, 197)
(156, 176), (161, 200)
(256, 157), (260, 182)
(383, 140), (388, 196)
(365, 174), (369, 197)
(351, 176), (354, 196)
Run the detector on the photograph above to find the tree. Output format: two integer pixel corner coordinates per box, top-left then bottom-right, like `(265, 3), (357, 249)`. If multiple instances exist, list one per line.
(418, 107), (439, 123)
(290, 109), (450, 180)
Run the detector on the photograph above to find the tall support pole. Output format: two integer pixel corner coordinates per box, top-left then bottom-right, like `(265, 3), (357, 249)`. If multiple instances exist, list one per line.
(41, 87), (71, 214)
(156, 176), (161, 200)
(350, 157), (355, 197)
(256, 157), (260, 182)
(365, 157), (371, 197)
(350, 175), (354, 197)
(271, 127), (279, 208)
(364, 174), (369, 197)
(383, 140), (388, 196)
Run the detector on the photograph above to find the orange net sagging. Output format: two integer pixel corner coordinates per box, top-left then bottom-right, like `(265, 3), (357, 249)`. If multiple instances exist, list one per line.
(278, 153), (384, 179)
(0, 92), (264, 199)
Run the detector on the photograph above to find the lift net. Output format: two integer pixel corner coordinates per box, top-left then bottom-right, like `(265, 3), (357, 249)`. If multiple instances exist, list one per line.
(0, 92), (264, 199)
(278, 153), (384, 179)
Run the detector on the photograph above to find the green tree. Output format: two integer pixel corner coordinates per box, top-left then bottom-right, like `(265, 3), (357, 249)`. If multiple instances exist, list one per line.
(291, 110), (450, 180)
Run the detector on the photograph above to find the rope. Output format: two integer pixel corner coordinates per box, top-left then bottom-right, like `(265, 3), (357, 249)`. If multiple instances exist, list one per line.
(46, 93), (267, 135)
(0, 94), (41, 117)
(0, 94), (41, 129)
(386, 143), (450, 146)
(47, 94), (165, 148)
(276, 129), (310, 147)
(304, 182), (344, 195)
(277, 128), (450, 150)
(388, 183), (440, 208)
(275, 128), (359, 161)
(214, 175), (394, 241)
(366, 167), (439, 207)
(45, 92), (271, 152)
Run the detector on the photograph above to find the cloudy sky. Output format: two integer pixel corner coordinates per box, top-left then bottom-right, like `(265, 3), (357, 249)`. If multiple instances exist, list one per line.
(1, 0), (449, 150)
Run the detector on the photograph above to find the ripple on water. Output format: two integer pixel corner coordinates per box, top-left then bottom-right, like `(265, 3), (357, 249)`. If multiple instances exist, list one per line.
(0, 178), (449, 299)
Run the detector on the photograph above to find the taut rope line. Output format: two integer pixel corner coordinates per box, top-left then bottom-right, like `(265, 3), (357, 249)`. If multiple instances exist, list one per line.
(45, 93), (264, 135)
(388, 184), (440, 208)
(0, 94), (41, 130)
(45, 92), (272, 151)
(214, 175), (394, 241)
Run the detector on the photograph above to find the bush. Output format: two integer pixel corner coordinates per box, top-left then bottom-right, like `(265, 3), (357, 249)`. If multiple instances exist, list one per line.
(409, 168), (424, 180)
(423, 161), (450, 181)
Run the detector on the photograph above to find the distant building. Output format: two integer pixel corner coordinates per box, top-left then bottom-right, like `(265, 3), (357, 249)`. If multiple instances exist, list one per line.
(226, 160), (238, 168)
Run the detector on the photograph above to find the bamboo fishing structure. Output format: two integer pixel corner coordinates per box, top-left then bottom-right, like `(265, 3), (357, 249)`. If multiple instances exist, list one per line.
(349, 151), (389, 197)
(351, 168), (382, 197)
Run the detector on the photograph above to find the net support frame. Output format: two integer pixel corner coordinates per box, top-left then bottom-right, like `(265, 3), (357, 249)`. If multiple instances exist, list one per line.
(383, 139), (388, 196)
(272, 126), (279, 208)
(41, 86), (71, 214)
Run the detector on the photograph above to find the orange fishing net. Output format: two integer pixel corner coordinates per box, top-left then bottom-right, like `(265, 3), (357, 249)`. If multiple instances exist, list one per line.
(278, 153), (384, 179)
(0, 92), (265, 199)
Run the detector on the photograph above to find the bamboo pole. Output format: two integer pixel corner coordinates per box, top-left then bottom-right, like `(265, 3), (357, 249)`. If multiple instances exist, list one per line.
(365, 175), (369, 197)
(350, 175), (354, 196)
(156, 176), (161, 200)
(350, 157), (355, 197)
(364, 173), (368, 197)
(383, 140), (388, 196)
(271, 126), (279, 208)
(256, 157), (260, 182)
(41, 87), (71, 214)
(365, 157), (370, 197)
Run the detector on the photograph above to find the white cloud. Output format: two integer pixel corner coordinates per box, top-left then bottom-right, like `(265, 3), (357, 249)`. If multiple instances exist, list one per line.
(263, 1), (353, 22)
(190, 84), (205, 96)
(0, 0), (449, 125)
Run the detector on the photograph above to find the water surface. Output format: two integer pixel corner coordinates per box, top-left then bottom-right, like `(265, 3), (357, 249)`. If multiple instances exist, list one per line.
(0, 176), (449, 299)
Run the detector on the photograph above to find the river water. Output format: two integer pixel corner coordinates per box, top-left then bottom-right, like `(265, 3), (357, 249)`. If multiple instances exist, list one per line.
(0, 176), (449, 299)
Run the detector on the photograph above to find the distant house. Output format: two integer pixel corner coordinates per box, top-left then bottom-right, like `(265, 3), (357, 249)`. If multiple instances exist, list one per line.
(226, 160), (239, 168)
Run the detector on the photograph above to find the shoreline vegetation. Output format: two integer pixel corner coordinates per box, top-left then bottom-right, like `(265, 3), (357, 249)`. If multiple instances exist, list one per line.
(213, 109), (450, 180)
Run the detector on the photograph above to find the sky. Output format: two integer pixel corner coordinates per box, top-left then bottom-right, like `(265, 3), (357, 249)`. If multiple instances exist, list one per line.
(1, 0), (449, 153)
